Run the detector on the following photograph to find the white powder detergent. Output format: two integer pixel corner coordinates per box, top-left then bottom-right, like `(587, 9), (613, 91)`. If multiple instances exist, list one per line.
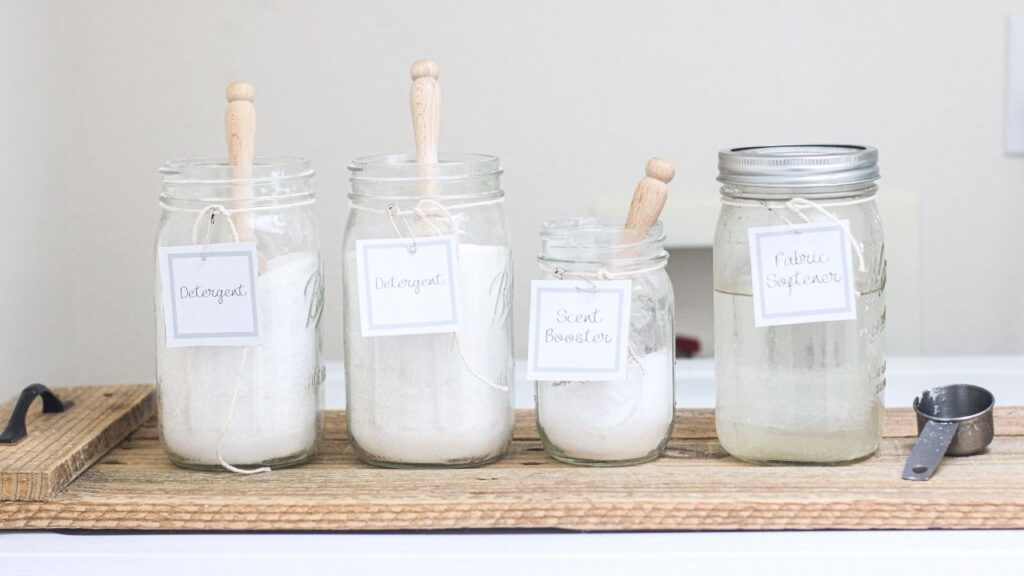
(158, 250), (322, 468)
(537, 347), (674, 463)
(344, 243), (514, 466)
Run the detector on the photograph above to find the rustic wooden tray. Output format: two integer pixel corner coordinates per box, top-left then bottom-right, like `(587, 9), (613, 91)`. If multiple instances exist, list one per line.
(3, 405), (1024, 531)
(0, 385), (154, 501)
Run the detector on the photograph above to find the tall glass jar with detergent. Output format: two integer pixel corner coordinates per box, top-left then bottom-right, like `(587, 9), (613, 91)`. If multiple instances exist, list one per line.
(343, 153), (514, 468)
(534, 218), (675, 466)
(714, 145), (886, 464)
(155, 158), (324, 472)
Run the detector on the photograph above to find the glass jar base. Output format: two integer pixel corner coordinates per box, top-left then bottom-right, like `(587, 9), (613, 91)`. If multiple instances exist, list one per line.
(352, 442), (509, 469)
(545, 448), (665, 467)
(167, 448), (317, 472)
(539, 433), (669, 467)
(715, 417), (883, 466)
(723, 448), (878, 466)
(354, 452), (506, 469)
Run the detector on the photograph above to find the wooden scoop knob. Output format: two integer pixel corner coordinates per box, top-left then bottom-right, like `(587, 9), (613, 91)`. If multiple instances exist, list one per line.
(644, 157), (675, 184)
(410, 60), (441, 166)
(625, 157), (674, 230)
(225, 81), (255, 103)
(410, 60), (440, 81)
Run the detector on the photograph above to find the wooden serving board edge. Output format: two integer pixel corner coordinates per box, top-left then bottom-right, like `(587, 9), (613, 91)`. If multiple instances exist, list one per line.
(4, 496), (1024, 532)
(3, 406), (1024, 531)
(0, 385), (155, 501)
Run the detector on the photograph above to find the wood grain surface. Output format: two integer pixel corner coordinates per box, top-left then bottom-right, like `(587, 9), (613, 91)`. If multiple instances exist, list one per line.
(0, 385), (154, 501)
(3, 406), (1024, 531)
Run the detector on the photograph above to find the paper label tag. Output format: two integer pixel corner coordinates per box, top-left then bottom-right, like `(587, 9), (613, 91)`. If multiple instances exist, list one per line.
(158, 242), (261, 348)
(748, 221), (857, 327)
(526, 280), (632, 381)
(356, 235), (462, 337)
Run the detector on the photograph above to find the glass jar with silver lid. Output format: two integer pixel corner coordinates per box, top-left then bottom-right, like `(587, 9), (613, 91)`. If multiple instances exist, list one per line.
(714, 145), (886, 464)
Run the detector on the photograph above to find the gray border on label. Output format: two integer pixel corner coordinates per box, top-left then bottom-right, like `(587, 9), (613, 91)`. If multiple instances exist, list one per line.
(361, 236), (460, 330)
(530, 286), (625, 375)
(752, 224), (854, 320)
(167, 251), (260, 339)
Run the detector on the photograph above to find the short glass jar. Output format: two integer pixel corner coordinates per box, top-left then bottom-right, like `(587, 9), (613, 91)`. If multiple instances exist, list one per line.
(535, 218), (675, 466)
(714, 145), (886, 464)
(155, 158), (325, 471)
(343, 153), (514, 468)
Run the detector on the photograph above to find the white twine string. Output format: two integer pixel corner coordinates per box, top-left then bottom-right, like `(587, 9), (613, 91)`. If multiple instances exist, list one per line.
(785, 198), (867, 273)
(177, 203), (271, 475)
(161, 197), (316, 214)
(539, 262), (669, 377)
(385, 205), (420, 252)
(627, 346), (647, 376)
(538, 261), (668, 280)
(348, 196), (504, 215)
(722, 194), (873, 274)
(412, 199), (459, 236)
(718, 194), (877, 209)
(373, 198), (467, 252)
(352, 196), (509, 393)
(190, 204), (241, 254)
(215, 346), (270, 475)
(450, 334), (508, 391)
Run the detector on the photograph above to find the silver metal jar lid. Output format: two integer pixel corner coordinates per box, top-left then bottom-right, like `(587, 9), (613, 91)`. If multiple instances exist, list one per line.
(717, 145), (879, 188)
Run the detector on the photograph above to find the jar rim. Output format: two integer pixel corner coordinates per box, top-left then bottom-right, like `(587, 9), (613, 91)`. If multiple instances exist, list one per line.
(538, 217), (667, 266)
(718, 144), (879, 191)
(159, 157), (314, 186)
(348, 153), (502, 182)
(720, 182), (878, 201)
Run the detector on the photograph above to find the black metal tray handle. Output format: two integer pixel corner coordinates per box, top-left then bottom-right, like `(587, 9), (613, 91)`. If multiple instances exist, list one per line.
(0, 383), (72, 444)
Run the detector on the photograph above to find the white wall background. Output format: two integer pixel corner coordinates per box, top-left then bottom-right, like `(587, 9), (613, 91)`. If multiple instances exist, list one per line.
(3, 0), (1024, 398)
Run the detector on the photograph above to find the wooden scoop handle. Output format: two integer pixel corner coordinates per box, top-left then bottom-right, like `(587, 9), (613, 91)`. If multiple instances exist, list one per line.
(625, 157), (675, 230)
(410, 60), (440, 166)
(225, 82), (256, 240)
(225, 82), (256, 168)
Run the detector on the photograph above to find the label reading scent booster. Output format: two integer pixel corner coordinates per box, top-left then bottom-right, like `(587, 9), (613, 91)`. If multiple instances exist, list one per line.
(355, 235), (462, 337)
(527, 280), (632, 381)
(159, 242), (262, 348)
(748, 221), (857, 327)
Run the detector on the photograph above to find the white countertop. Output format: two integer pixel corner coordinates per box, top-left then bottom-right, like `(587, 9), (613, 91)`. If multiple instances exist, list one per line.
(5, 356), (1024, 574)
(4, 530), (1024, 575)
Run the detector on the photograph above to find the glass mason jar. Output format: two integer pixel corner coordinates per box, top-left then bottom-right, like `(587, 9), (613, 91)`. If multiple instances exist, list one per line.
(343, 153), (514, 468)
(714, 145), (886, 464)
(155, 158), (325, 471)
(535, 218), (676, 466)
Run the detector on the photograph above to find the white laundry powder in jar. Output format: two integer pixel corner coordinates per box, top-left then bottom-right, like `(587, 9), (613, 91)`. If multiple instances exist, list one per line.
(344, 243), (514, 466)
(158, 251), (322, 468)
(536, 347), (674, 463)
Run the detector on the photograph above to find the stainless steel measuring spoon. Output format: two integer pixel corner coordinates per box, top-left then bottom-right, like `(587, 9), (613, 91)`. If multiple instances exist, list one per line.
(902, 384), (995, 481)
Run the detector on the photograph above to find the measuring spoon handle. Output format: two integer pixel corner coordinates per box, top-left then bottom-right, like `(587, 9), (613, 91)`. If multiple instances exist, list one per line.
(902, 420), (959, 481)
